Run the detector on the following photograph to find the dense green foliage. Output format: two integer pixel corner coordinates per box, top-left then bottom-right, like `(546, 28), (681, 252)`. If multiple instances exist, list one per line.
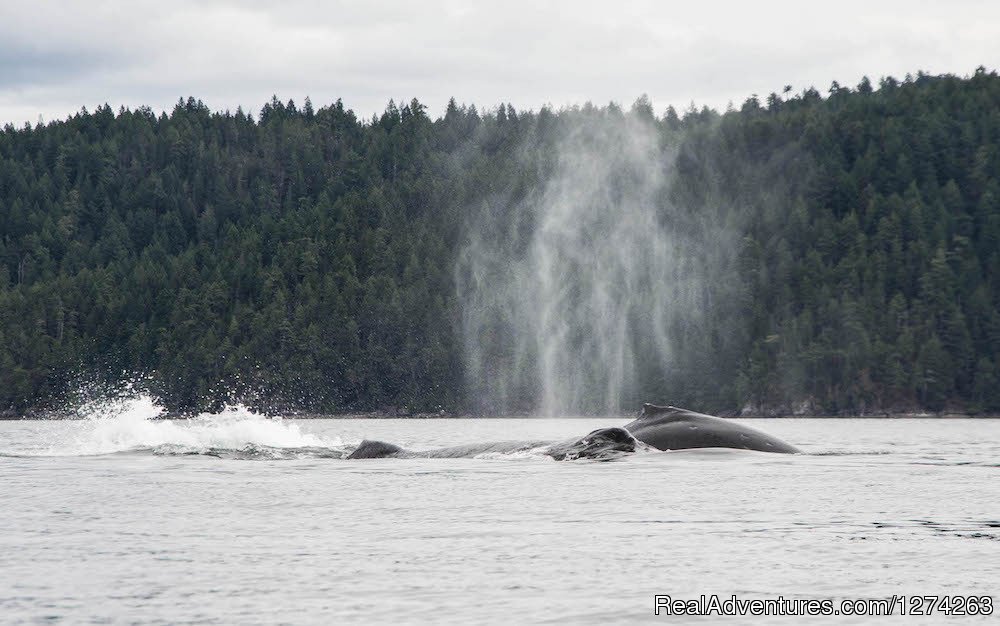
(1, 69), (998, 415)
(693, 69), (1000, 414)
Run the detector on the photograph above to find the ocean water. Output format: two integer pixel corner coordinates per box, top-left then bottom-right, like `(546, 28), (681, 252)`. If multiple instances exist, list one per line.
(1, 400), (998, 624)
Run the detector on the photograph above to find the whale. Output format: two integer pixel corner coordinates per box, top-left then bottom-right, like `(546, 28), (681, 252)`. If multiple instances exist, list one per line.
(624, 404), (800, 453)
(347, 426), (641, 461)
(347, 405), (799, 460)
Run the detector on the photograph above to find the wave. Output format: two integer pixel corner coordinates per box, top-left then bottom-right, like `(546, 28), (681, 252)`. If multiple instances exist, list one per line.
(151, 443), (353, 460)
(809, 450), (892, 456)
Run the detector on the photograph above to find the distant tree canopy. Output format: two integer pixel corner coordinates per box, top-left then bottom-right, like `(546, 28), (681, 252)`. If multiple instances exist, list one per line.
(1, 69), (998, 415)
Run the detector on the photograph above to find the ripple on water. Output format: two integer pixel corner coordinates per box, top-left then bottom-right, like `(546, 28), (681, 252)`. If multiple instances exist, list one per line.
(0, 416), (998, 624)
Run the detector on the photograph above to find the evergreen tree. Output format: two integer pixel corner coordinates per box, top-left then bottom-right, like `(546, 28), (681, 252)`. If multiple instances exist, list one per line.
(0, 69), (998, 415)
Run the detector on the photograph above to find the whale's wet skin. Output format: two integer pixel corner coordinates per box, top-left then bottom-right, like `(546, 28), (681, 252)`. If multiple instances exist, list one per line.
(624, 404), (801, 453)
(347, 426), (646, 460)
(346, 405), (800, 460)
(2, 407), (999, 624)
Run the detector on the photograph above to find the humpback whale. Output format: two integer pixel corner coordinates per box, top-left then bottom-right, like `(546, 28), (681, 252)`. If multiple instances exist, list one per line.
(347, 426), (640, 461)
(346, 405), (799, 460)
(624, 404), (800, 453)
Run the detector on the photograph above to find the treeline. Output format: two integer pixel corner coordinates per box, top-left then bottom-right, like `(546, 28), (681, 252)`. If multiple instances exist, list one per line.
(692, 68), (1000, 414)
(0, 97), (471, 412)
(0, 68), (998, 414)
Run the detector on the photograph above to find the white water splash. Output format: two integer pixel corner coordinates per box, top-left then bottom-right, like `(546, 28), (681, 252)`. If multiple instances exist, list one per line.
(33, 395), (340, 457)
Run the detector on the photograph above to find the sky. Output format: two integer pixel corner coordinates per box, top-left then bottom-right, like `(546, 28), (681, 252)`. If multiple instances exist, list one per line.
(1, 0), (998, 125)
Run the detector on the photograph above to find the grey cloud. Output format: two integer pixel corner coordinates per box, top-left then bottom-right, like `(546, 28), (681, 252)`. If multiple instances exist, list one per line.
(0, 0), (998, 125)
(0, 41), (110, 88)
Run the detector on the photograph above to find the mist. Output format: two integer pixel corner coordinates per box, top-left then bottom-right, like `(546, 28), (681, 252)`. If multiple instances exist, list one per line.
(456, 102), (738, 415)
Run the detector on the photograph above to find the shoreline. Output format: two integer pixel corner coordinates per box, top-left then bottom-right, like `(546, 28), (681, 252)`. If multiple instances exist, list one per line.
(2, 411), (998, 421)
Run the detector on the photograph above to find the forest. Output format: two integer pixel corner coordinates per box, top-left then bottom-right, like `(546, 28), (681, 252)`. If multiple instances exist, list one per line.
(1, 68), (998, 415)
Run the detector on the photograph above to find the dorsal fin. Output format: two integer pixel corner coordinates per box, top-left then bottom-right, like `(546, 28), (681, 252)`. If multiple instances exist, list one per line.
(640, 403), (685, 417)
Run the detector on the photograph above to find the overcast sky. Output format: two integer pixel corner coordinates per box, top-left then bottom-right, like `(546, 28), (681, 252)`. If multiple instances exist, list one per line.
(1, 0), (997, 125)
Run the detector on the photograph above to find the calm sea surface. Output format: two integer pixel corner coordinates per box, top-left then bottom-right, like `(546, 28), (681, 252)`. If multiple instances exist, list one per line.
(1, 404), (998, 624)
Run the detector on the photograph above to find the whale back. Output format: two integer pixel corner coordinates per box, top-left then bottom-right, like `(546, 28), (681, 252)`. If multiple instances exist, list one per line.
(347, 439), (552, 459)
(624, 404), (800, 453)
(347, 439), (406, 459)
(346, 434), (635, 461)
